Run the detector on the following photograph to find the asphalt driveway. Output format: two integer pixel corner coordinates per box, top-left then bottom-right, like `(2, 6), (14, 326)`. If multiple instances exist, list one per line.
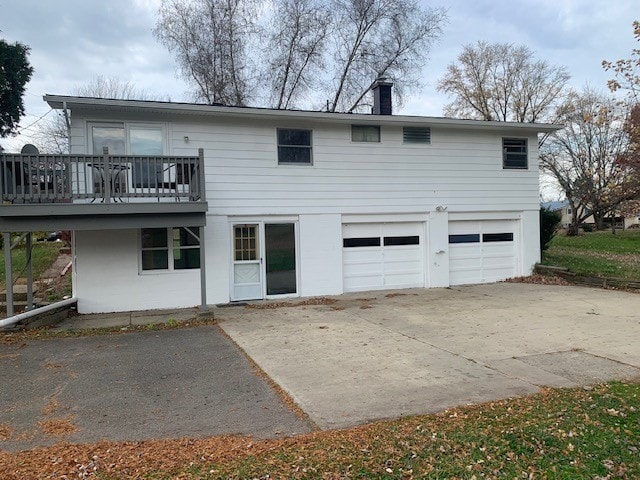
(217, 283), (640, 429)
(0, 326), (313, 451)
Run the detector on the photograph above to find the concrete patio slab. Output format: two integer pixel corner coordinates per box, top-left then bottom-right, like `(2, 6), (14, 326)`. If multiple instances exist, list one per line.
(217, 283), (640, 429)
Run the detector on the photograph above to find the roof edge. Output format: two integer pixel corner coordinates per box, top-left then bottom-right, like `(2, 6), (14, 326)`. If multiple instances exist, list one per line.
(44, 95), (563, 133)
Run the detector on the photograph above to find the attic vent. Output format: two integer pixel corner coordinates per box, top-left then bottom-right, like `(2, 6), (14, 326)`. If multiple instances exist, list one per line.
(403, 126), (431, 144)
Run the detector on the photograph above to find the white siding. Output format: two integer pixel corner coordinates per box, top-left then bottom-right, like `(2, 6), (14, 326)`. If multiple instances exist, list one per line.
(74, 229), (201, 313)
(70, 112), (540, 217)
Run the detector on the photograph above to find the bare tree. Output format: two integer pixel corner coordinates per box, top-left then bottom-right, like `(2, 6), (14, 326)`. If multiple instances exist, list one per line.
(438, 42), (570, 123)
(154, 0), (256, 106)
(154, 0), (446, 111)
(75, 75), (159, 100)
(540, 89), (640, 235)
(33, 76), (165, 154)
(327, 0), (446, 113)
(266, 0), (331, 109)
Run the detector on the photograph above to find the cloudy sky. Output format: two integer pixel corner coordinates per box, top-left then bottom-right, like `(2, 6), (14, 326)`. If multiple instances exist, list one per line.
(0, 0), (638, 152)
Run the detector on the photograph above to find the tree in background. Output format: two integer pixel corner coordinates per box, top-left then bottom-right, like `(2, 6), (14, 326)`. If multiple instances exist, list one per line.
(437, 41), (569, 123)
(154, 0), (446, 111)
(0, 38), (34, 137)
(266, 0), (330, 109)
(33, 76), (163, 154)
(540, 89), (640, 235)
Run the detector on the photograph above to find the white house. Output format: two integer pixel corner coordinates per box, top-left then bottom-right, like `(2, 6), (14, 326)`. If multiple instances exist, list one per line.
(0, 82), (561, 314)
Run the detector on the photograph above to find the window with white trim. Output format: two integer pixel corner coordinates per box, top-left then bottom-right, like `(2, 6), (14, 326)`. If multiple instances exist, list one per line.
(141, 227), (200, 271)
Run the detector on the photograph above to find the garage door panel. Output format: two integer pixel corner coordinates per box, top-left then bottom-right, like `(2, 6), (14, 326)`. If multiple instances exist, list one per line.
(343, 222), (425, 292)
(449, 220), (519, 286)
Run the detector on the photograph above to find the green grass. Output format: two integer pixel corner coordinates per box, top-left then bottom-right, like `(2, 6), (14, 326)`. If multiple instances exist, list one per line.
(68, 381), (638, 479)
(542, 230), (640, 279)
(549, 229), (640, 254)
(0, 242), (63, 290)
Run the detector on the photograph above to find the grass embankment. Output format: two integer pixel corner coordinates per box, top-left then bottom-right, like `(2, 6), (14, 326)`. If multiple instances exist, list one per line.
(0, 242), (62, 290)
(1, 381), (638, 479)
(542, 230), (640, 279)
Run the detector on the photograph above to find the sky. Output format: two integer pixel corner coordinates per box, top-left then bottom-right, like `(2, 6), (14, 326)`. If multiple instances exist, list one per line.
(0, 0), (638, 155)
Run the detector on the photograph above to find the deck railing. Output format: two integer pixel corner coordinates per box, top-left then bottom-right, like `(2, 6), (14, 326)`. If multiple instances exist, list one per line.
(0, 148), (205, 204)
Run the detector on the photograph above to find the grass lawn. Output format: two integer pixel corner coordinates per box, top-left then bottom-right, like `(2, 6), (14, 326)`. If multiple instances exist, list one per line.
(1, 381), (638, 478)
(542, 230), (640, 279)
(0, 241), (63, 290)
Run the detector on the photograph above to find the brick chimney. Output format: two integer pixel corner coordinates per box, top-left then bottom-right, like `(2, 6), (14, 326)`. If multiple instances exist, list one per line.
(372, 77), (393, 115)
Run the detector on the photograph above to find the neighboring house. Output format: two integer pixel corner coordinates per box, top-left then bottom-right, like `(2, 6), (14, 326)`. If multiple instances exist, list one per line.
(0, 82), (561, 314)
(541, 200), (640, 230)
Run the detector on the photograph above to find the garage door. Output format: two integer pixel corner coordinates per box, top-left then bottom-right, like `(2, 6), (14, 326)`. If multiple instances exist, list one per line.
(449, 220), (519, 285)
(343, 222), (425, 292)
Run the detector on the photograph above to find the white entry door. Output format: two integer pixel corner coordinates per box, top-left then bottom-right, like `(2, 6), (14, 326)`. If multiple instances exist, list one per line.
(231, 222), (298, 301)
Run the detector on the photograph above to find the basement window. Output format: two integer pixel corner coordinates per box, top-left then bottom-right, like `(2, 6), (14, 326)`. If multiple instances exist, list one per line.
(141, 227), (200, 271)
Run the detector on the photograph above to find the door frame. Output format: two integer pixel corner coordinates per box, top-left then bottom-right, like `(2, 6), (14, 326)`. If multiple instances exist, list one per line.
(229, 217), (300, 301)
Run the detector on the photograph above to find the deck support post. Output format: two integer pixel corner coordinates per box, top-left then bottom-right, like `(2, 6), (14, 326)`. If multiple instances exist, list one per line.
(3, 232), (13, 317)
(199, 225), (208, 311)
(26, 232), (33, 310)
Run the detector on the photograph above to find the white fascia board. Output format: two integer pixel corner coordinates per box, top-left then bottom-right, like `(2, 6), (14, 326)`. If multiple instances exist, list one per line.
(43, 94), (562, 134)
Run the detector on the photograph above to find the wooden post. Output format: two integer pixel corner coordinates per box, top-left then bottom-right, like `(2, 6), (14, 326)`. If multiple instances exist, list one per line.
(26, 232), (33, 310)
(198, 148), (206, 202)
(199, 225), (208, 311)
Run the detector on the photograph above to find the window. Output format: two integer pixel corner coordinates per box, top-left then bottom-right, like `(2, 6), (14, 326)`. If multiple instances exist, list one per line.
(483, 233), (514, 242)
(503, 138), (528, 169)
(234, 225), (257, 260)
(351, 125), (380, 142)
(343, 237), (381, 248)
(403, 127), (431, 144)
(449, 234), (480, 244)
(383, 236), (419, 246)
(92, 125), (125, 155)
(277, 129), (312, 165)
(141, 227), (200, 271)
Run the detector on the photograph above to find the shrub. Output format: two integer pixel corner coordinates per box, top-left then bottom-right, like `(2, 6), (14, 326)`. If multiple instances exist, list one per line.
(580, 223), (593, 233)
(540, 207), (561, 251)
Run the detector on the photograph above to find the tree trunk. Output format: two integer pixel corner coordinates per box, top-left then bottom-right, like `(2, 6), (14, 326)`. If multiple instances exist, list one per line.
(568, 209), (580, 236)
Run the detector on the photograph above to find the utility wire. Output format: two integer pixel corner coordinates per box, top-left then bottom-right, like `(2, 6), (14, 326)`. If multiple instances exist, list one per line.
(16, 108), (54, 134)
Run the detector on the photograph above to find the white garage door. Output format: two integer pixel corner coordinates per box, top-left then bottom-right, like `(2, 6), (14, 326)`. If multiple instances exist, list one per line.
(449, 220), (519, 286)
(343, 222), (425, 292)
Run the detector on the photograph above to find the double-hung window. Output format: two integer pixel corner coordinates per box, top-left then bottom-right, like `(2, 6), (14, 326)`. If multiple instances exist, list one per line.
(141, 227), (200, 271)
(277, 128), (312, 165)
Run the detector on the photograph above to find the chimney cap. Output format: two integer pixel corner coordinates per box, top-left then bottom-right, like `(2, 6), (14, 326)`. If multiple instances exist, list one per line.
(373, 76), (393, 87)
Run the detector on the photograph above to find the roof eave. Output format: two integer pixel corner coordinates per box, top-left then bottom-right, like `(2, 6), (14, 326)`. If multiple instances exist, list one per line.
(43, 94), (563, 133)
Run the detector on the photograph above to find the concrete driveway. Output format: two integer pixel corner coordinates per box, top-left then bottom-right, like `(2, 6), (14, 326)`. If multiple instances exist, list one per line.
(217, 283), (640, 429)
(0, 326), (313, 451)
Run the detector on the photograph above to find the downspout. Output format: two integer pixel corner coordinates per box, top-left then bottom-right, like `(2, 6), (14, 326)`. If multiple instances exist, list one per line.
(62, 101), (71, 153)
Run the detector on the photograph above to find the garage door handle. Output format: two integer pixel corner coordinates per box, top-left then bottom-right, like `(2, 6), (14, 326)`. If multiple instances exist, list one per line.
(436, 249), (446, 254)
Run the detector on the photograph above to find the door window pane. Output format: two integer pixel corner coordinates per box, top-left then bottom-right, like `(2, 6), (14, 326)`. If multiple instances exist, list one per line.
(130, 127), (163, 187)
(265, 223), (296, 295)
(234, 225), (257, 261)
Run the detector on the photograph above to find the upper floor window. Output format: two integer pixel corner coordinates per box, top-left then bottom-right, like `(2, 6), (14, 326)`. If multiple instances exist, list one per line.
(503, 138), (528, 169)
(351, 125), (380, 142)
(403, 126), (431, 144)
(277, 128), (312, 165)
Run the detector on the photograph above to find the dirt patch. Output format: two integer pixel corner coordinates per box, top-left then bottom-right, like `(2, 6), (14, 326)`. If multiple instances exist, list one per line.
(384, 293), (407, 298)
(245, 297), (337, 310)
(506, 274), (571, 286)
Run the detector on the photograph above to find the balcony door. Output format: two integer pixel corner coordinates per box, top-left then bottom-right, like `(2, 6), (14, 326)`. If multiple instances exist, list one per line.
(231, 222), (298, 301)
